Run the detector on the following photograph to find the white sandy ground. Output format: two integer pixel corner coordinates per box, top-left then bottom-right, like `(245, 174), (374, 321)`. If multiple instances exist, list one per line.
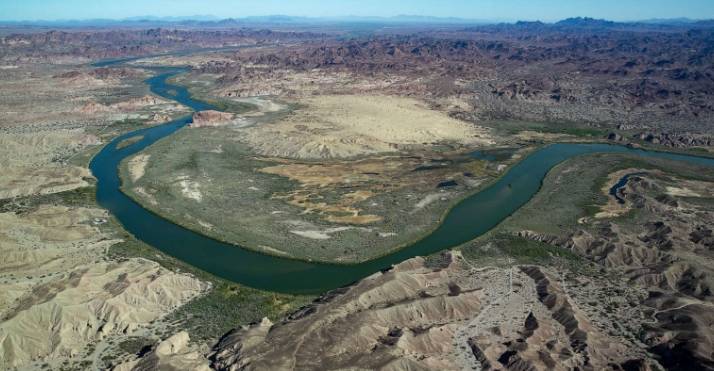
(177, 177), (203, 202)
(240, 95), (494, 159)
(133, 186), (159, 206)
(666, 186), (701, 197)
(237, 96), (288, 117)
(289, 227), (354, 240)
(663, 179), (714, 198)
(285, 219), (399, 241)
(127, 154), (150, 182)
(197, 220), (215, 230)
(413, 192), (449, 210)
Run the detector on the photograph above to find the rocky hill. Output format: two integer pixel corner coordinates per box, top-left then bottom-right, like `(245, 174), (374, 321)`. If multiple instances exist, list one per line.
(196, 25), (714, 133)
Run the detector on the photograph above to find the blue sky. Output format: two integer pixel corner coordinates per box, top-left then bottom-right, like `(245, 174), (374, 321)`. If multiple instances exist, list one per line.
(2, 0), (714, 22)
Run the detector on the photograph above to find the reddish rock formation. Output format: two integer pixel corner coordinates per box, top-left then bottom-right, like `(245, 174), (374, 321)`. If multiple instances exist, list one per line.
(190, 110), (235, 128)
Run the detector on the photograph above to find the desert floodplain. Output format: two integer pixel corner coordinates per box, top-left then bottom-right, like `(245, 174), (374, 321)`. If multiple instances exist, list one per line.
(1, 13), (714, 371)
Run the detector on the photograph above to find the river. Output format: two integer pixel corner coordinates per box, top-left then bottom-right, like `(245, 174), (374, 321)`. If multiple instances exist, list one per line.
(89, 63), (714, 294)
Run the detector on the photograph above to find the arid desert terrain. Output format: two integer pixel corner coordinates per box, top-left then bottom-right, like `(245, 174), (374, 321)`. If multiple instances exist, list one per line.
(1, 16), (714, 371)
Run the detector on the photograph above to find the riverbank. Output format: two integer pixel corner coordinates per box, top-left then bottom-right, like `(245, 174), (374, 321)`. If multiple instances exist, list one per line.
(83, 56), (714, 295)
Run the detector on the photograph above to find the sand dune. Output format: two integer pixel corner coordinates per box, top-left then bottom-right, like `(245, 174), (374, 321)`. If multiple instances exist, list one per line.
(240, 95), (493, 159)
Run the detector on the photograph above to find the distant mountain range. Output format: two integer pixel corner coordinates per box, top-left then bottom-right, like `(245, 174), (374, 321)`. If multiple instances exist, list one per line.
(1, 15), (713, 29)
(0, 14), (494, 27)
(122, 15), (221, 22)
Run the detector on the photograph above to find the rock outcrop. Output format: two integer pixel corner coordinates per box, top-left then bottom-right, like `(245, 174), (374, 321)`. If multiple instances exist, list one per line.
(113, 331), (211, 371)
(0, 205), (210, 369)
(635, 132), (713, 148)
(207, 254), (651, 370)
(517, 172), (714, 368)
(190, 110), (235, 128)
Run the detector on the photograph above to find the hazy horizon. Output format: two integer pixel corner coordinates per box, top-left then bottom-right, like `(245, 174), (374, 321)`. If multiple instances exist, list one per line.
(2, 0), (714, 23)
